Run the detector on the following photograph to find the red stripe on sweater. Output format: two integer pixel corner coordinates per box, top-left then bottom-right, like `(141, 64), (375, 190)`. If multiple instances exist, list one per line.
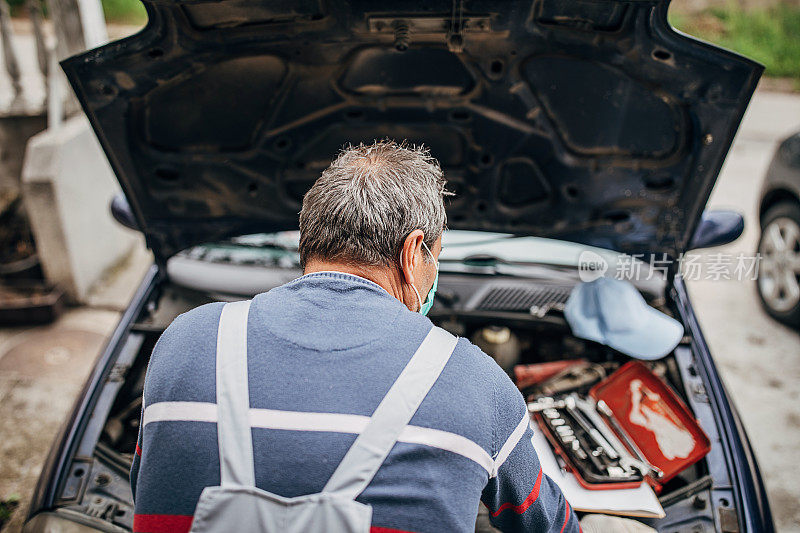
(558, 501), (572, 533)
(490, 467), (543, 517)
(135, 444), (142, 456)
(133, 514), (414, 533)
(133, 514), (192, 533)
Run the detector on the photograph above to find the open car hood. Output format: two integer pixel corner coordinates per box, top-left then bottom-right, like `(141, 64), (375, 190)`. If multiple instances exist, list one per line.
(61, 0), (762, 263)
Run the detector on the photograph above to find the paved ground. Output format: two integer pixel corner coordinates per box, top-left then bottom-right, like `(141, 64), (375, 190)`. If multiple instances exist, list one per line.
(0, 21), (799, 529)
(0, 309), (121, 530)
(0, 245), (151, 532)
(685, 88), (800, 531)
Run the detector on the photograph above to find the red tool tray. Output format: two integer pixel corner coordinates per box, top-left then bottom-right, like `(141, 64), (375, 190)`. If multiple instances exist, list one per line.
(533, 412), (643, 491)
(590, 361), (710, 486)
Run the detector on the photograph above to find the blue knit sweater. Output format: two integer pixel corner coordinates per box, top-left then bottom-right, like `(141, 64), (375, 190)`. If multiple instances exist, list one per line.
(131, 272), (579, 533)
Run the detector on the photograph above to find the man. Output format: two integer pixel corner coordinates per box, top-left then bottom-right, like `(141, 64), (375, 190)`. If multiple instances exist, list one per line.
(131, 141), (579, 532)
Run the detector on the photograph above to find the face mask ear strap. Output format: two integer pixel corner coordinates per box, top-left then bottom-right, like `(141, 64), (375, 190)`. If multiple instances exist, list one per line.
(421, 241), (437, 266)
(402, 238), (435, 313)
(410, 282), (423, 313)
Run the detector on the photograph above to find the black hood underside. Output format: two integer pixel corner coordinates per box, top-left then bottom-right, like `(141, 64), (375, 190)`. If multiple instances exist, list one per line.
(61, 0), (762, 263)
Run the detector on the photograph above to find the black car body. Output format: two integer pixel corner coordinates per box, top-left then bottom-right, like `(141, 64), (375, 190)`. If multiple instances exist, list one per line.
(24, 0), (773, 531)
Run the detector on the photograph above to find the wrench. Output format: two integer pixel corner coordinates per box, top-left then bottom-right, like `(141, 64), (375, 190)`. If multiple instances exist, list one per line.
(564, 394), (619, 460)
(572, 394), (655, 478)
(596, 399), (664, 478)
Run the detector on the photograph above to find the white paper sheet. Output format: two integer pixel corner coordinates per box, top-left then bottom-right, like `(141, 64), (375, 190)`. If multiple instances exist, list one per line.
(531, 427), (666, 518)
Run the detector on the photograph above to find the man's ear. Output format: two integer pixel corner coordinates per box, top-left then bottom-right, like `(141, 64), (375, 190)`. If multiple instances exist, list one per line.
(399, 230), (425, 286)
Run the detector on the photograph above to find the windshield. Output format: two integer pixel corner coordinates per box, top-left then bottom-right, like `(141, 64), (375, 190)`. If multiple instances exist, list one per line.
(174, 230), (625, 269)
(166, 230), (664, 298)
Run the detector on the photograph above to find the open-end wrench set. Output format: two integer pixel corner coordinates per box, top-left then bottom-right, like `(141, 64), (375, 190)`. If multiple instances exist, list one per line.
(526, 361), (709, 491)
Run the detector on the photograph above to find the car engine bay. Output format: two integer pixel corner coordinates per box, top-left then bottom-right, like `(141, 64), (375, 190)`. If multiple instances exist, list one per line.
(51, 272), (734, 533)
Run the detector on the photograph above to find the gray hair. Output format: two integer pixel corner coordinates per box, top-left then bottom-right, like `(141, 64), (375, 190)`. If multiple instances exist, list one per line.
(299, 140), (449, 268)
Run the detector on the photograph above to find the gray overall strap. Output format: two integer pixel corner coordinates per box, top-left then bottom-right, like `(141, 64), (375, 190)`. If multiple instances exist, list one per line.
(323, 326), (458, 499)
(215, 300), (255, 487)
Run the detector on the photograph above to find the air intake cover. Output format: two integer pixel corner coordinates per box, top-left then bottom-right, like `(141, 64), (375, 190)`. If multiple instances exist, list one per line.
(471, 284), (572, 317)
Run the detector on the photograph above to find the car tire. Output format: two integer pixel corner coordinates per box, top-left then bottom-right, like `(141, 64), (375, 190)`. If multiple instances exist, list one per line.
(757, 201), (800, 329)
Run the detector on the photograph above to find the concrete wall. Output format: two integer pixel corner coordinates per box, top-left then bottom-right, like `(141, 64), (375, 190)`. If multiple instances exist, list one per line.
(21, 113), (138, 303)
